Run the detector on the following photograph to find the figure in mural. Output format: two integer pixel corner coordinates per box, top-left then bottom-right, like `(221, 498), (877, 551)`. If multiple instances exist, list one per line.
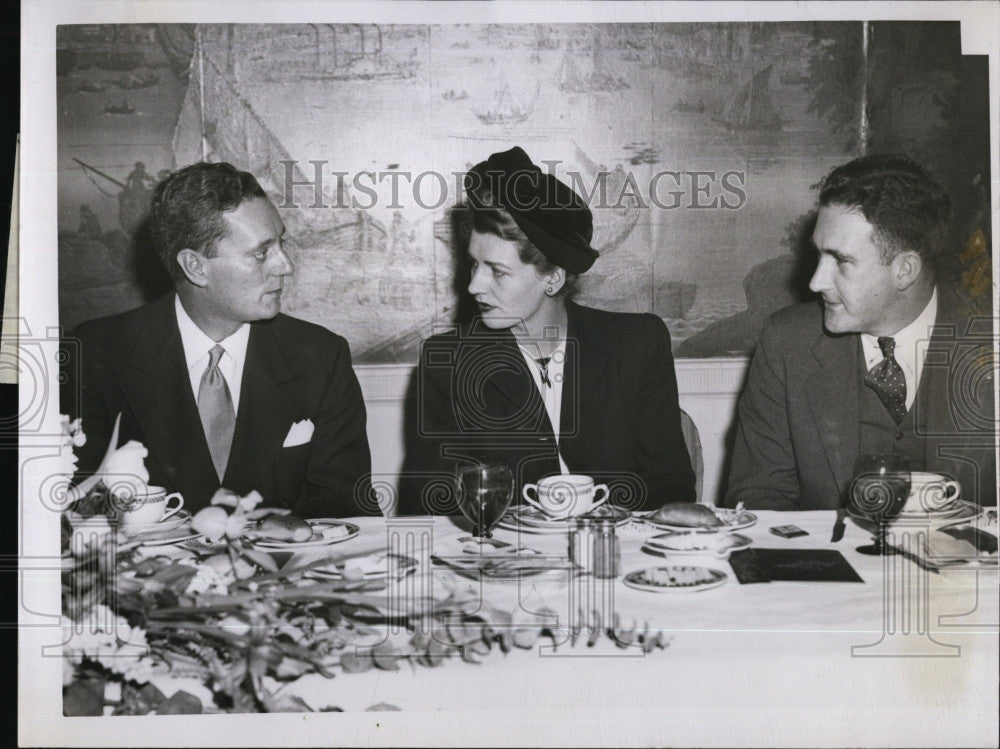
(77, 204), (103, 241)
(724, 154), (996, 511)
(63, 162), (372, 517)
(399, 146), (695, 515)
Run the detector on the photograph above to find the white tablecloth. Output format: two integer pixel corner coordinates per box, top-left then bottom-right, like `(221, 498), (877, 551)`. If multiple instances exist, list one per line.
(154, 510), (999, 746)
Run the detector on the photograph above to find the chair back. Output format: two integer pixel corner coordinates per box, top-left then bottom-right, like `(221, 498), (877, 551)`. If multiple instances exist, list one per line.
(679, 408), (705, 504)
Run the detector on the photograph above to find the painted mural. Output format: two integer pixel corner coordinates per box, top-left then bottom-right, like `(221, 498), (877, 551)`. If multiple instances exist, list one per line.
(56, 22), (991, 361)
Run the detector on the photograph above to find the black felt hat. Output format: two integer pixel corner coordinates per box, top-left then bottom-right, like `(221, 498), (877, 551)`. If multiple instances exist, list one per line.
(464, 146), (599, 273)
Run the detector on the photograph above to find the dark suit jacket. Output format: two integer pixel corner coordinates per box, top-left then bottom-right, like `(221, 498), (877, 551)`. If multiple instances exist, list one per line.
(399, 302), (695, 514)
(64, 294), (372, 517)
(724, 287), (997, 510)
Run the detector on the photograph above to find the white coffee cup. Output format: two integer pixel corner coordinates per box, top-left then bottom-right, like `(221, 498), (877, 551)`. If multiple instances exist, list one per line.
(903, 472), (961, 514)
(118, 486), (184, 528)
(521, 475), (609, 520)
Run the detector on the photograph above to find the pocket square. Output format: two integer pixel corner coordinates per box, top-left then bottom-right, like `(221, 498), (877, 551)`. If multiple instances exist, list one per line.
(282, 419), (314, 448)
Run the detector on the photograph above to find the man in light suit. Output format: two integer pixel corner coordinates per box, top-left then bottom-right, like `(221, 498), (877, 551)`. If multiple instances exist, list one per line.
(65, 162), (372, 517)
(725, 154), (996, 511)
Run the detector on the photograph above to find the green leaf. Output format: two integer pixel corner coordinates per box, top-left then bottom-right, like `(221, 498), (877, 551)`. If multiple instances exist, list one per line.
(366, 702), (402, 711)
(63, 680), (105, 716)
(372, 644), (401, 671)
(153, 690), (203, 715)
(260, 687), (314, 713)
(339, 650), (374, 673)
(239, 548), (279, 573)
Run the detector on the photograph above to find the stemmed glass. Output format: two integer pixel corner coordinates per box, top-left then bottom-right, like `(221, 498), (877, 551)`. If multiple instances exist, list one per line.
(848, 454), (912, 555)
(455, 463), (515, 541)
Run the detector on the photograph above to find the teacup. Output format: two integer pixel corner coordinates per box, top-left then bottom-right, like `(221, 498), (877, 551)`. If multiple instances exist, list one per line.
(902, 472), (961, 514)
(521, 475), (608, 520)
(117, 486), (185, 528)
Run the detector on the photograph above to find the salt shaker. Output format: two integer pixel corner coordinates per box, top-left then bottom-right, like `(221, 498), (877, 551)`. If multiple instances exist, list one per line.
(593, 518), (620, 578)
(569, 516), (596, 572)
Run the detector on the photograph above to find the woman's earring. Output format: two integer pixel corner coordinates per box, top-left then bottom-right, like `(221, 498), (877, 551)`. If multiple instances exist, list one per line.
(546, 286), (554, 296)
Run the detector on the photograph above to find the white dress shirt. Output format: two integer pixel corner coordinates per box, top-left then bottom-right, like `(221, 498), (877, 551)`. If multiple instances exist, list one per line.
(861, 288), (938, 411)
(518, 339), (570, 475)
(175, 296), (251, 413)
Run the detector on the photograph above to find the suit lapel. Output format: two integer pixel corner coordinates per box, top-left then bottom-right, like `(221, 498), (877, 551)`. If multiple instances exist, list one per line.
(120, 295), (218, 497)
(559, 303), (607, 464)
(806, 330), (859, 500)
(479, 328), (550, 432)
(223, 321), (298, 488)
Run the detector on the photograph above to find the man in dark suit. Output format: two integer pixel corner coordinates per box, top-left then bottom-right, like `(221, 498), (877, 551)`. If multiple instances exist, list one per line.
(65, 162), (371, 517)
(399, 146), (694, 514)
(725, 154), (996, 510)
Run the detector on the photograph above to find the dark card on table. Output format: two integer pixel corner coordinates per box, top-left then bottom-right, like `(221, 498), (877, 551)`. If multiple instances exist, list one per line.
(728, 548), (864, 584)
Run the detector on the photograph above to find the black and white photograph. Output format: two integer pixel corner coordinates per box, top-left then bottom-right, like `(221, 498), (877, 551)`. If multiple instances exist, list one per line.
(15, 1), (999, 746)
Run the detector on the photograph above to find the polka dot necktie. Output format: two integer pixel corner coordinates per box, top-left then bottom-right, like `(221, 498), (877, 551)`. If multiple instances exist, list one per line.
(865, 336), (907, 424)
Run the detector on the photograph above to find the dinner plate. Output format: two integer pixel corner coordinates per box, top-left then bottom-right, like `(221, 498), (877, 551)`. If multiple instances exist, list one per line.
(135, 528), (203, 547)
(642, 530), (753, 557)
(432, 553), (570, 580)
(848, 501), (981, 532)
(639, 507), (757, 533)
(249, 521), (361, 550)
(120, 510), (191, 536)
(306, 553), (418, 580)
(623, 565), (728, 593)
(496, 505), (631, 534)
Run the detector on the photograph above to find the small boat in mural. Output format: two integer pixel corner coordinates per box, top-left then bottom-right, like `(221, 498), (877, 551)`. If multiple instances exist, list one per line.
(717, 64), (783, 131)
(117, 69), (159, 89)
(103, 99), (136, 115)
(473, 82), (540, 126)
(78, 80), (106, 93)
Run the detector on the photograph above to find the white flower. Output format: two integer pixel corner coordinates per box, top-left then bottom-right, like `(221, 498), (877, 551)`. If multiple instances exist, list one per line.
(62, 605), (155, 684)
(102, 440), (150, 501)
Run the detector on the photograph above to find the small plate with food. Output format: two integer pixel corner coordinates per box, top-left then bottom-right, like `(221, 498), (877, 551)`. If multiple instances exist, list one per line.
(623, 565), (728, 593)
(639, 502), (757, 532)
(249, 516), (361, 549)
(306, 553), (418, 580)
(642, 530), (753, 558)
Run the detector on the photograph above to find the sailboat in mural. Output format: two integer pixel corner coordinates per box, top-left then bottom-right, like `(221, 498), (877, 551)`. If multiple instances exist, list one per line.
(473, 81), (540, 126)
(717, 64), (783, 131)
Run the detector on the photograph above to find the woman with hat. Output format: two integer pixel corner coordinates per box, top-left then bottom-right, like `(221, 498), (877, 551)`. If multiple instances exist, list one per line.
(398, 147), (695, 514)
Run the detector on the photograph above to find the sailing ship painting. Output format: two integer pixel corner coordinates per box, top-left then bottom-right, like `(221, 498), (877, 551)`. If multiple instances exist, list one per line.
(716, 64), (784, 131)
(472, 81), (540, 126)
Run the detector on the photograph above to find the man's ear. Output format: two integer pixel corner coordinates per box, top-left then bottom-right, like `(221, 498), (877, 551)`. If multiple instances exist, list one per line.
(893, 251), (923, 291)
(176, 249), (210, 288)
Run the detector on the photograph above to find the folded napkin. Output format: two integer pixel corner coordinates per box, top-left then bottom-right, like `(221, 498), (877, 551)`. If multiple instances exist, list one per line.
(911, 523), (998, 568)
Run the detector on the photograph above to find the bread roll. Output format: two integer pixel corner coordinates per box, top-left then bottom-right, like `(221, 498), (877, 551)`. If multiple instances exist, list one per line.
(653, 502), (721, 528)
(257, 514), (313, 542)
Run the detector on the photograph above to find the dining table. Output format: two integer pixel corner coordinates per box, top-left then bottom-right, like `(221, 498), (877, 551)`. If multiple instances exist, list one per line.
(135, 506), (999, 746)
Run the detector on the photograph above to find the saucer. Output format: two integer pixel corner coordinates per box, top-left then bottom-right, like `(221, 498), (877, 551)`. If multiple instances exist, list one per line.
(496, 505), (631, 534)
(120, 510), (191, 536)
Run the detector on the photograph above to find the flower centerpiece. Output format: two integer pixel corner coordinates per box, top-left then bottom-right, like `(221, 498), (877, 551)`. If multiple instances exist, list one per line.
(60, 416), (670, 715)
